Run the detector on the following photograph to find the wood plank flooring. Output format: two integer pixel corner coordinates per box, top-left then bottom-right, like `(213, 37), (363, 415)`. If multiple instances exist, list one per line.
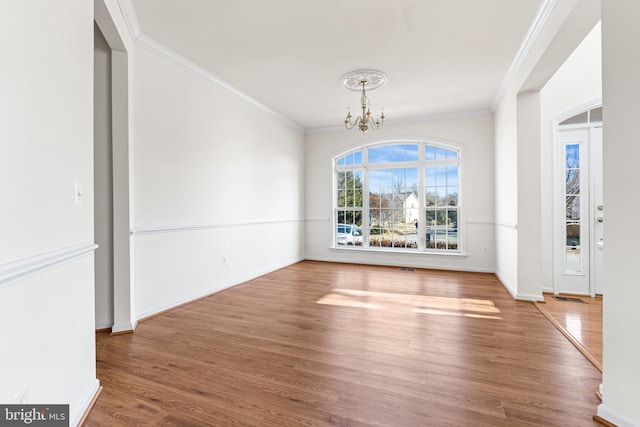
(536, 294), (603, 371)
(85, 261), (602, 426)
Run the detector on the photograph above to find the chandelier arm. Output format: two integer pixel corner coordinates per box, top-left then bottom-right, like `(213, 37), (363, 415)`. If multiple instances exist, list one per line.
(344, 114), (365, 129)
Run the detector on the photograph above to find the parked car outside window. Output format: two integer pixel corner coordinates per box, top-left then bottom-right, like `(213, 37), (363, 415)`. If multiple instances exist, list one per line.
(337, 224), (363, 245)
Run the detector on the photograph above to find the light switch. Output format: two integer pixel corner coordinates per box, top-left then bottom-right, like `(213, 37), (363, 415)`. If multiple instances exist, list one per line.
(74, 182), (83, 205)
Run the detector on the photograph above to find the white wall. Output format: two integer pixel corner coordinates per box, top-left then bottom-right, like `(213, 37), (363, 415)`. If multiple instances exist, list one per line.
(493, 89), (519, 294)
(0, 1), (99, 425)
(304, 113), (495, 272)
(540, 22), (602, 292)
(131, 46), (305, 318)
(516, 91), (543, 300)
(599, 2), (640, 425)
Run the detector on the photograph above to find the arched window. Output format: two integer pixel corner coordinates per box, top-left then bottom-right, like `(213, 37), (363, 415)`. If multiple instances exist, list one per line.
(334, 141), (461, 252)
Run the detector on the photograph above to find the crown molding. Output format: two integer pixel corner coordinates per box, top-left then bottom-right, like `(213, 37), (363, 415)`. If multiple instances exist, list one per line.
(115, 0), (555, 135)
(116, 0), (141, 40)
(115, 0), (304, 134)
(491, 0), (558, 111)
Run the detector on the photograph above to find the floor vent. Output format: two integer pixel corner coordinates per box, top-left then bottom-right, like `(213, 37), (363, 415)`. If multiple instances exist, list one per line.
(553, 296), (587, 303)
(399, 267), (416, 272)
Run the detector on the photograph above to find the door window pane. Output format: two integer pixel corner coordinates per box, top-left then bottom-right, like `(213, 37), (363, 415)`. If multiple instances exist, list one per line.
(564, 142), (582, 273)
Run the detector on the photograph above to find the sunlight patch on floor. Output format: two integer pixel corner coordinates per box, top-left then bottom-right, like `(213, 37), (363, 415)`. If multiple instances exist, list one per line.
(317, 289), (502, 319)
(565, 314), (583, 342)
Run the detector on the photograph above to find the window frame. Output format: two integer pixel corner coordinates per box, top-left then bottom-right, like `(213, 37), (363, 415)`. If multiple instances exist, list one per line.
(332, 139), (463, 254)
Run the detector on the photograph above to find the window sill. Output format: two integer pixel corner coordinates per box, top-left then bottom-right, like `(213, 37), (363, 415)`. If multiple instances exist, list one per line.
(329, 246), (468, 257)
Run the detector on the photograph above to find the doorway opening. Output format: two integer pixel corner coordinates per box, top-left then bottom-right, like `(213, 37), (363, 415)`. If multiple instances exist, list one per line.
(94, 2), (135, 333)
(94, 22), (114, 329)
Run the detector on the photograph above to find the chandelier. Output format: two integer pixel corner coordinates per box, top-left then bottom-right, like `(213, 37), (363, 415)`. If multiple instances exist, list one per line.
(342, 70), (386, 133)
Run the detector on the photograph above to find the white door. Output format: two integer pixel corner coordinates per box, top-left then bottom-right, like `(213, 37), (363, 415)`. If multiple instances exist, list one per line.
(555, 121), (603, 296)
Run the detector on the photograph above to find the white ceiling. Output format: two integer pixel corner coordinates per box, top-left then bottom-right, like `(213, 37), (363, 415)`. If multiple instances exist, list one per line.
(129, 0), (544, 131)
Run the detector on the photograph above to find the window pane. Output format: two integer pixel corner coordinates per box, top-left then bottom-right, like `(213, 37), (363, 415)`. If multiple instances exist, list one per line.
(447, 188), (458, 206)
(425, 210), (436, 248)
(406, 144), (419, 161)
(560, 111), (588, 125)
(426, 146), (436, 160)
(425, 188), (435, 206)
(345, 153), (354, 165)
(380, 145), (393, 162)
(590, 107), (602, 122)
(566, 170), (580, 194)
(446, 149), (458, 159)
(566, 222), (581, 273)
(369, 192), (380, 208)
(425, 168), (436, 187)
(337, 171), (345, 189)
(337, 157), (345, 166)
(447, 166), (458, 186)
(353, 150), (363, 164)
(336, 213), (363, 246)
(447, 209), (458, 229)
(393, 168), (406, 188)
(447, 210), (458, 250)
(435, 148), (446, 160)
(436, 167), (446, 186)
(565, 247), (581, 272)
(369, 147), (381, 163)
(346, 189), (354, 207)
(369, 169), (380, 192)
(406, 168), (418, 188)
(566, 196), (580, 220)
(337, 189), (346, 207)
(354, 170), (363, 188)
(392, 145), (406, 162)
(566, 222), (580, 247)
(353, 171), (363, 207)
(566, 144), (580, 168)
(436, 187), (446, 206)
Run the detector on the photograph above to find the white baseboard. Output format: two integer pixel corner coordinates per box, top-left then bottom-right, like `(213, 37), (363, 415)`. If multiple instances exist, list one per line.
(303, 255), (495, 273)
(70, 378), (100, 427)
(111, 320), (137, 334)
(515, 292), (545, 302)
(597, 403), (639, 427)
(494, 271), (516, 298)
(494, 271), (543, 301)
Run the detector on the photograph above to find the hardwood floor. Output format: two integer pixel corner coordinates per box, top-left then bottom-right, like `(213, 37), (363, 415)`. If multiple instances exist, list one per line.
(535, 294), (603, 371)
(85, 261), (602, 426)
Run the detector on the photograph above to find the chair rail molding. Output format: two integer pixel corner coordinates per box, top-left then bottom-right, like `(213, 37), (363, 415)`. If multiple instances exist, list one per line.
(131, 219), (304, 236)
(0, 242), (98, 290)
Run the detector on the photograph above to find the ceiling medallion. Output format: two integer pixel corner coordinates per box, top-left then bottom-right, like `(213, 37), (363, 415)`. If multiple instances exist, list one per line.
(342, 70), (386, 133)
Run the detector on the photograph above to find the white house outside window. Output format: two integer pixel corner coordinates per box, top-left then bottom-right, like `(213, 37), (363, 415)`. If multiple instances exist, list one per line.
(334, 141), (461, 253)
